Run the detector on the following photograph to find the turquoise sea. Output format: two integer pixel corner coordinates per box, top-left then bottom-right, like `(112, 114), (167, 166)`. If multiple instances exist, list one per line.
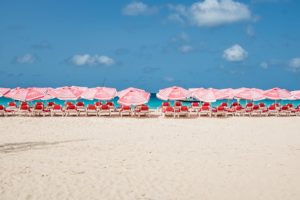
(1, 94), (300, 109)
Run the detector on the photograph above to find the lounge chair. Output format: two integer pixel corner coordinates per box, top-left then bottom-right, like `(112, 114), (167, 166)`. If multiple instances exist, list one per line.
(0, 105), (5, 116)
(190, 102), (200, 113)
(18, 105), (31, 116)
(95, 102), (102, 110)
(211, 106), (226, 117)
(32, 104), (44, 116)
(65, 104), (78, 116)
(76, 102), (85, 113)
(175, 106), (190, 117)
(161, 102), (170, 113)
(106, 102), (115, 111)
(163, 106), (175, 117)
(86, 104), (98, 116)
(7, 102), (18, 113)
(234, 105), (244, 116)
(268, 105), (278, 116)
(198, 105), (211, 117)
(134, 105), (150, 117)
(51, 105), (65, 116)
(99, 104), (111, 116)
(251, 105), (261, 117)
(120, 106), (131, 117)
(174, 101), (182, 110)
(279, 105), (291, 116)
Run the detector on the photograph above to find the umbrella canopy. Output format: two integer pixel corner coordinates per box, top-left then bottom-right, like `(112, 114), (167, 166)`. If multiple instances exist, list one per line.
(263, 88), (292, 100)
(53, 86), (87, 100)
(156, 86), (190, 100)
(217, 88), (236, 99)
(81, 87), (116, 100)
(191, 88), (228, 102)
(291, 90), (300, 100)
(4, 87), (45, 101)
(41, 88), (56, 100)
(235, 88), (265, 101)
(0, 88), (10, 97)
(117, 87), (150, 106)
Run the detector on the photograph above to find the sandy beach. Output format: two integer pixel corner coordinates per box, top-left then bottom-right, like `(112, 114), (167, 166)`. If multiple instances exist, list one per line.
(0, 117), (300, 200)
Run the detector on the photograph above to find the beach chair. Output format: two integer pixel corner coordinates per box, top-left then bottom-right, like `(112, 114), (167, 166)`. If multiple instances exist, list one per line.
(65, 104), (78, 116)
(198, 105), (211, 117)
(134, 105), (150, 117)
(86, 104), (98, 116)
(161, 102), (170, 113)
(175, 106), (190, 117)
(47, 102), (55, 110)
(7, 102), (18, 113)
(0, 105), (5, 116)
(234, 105), (244, 116)
(98, 104), (111, 116)
(268, 105), (278, 116)
(95, 102), (102, 110)
(76, 102), (85, 113)
(225, 107), (235, 117)
(120, 106), (132, 117)
(211, 106), (226, 117)
(106, 102), (115, 111)
(32, 104), (44, 116)
(279, 105), (291, 116)
(251, 105), (261, 117)
(18, 105), (31, 116)
(51, 105), (65, 116)
(231, 102), (239, 108)
(190, 102), (200, 113)
(163, 106), (175, 117)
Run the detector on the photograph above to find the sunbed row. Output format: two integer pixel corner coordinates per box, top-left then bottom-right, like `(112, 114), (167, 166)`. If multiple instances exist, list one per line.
(0, 102), (150, 117)
(161, 102), (300, 117)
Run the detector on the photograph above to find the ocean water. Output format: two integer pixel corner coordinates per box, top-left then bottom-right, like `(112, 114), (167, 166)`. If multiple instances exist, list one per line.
(1, 94), (300, 109)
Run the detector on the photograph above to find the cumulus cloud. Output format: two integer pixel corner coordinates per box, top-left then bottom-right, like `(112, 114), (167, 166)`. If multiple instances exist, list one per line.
(15, 54), (37, 64)
(179, 45), (193, 53)
(168, 0), (252, 27)
(288, 58), (300, 72)
(122, 1), (158, 16)
(223, 44), (248, 61)
(69, 54), (115, 66)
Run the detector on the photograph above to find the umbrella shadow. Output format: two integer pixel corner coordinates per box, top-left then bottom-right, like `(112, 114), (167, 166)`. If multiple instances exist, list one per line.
(0, 139), (87, 154)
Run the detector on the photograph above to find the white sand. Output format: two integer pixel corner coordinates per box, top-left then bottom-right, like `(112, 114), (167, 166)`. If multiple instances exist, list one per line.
(0, 117), (300, 200)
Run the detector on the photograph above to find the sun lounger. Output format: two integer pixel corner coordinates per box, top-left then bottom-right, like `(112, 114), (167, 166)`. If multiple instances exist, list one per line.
(18, 105), (31, 116)
(234, 105), (244, 116)
(120, 106), (131, 117)
(175, 106), (190, 117)
(86, 104), (98, 116)
(268, 105), (278, 116)
(51, 105), (65, 116)
(32, 104), (44, 116)
(65, 104), (78, 116)
(279, 105), (291, 116)
(190, 102), (200, 112)
(99, 104), (111, 116)
(211, 106), (226, 117)
(163, 106), (175, 117)
(0, 105), (5, 116)
(76, 102), (86, 113)
(198, 105), (211, 117)
(251, 105), (261, 117)
(134, 105), (150, 117)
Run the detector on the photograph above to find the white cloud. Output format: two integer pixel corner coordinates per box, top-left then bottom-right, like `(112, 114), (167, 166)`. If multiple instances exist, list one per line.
(69, 54), (115, 66)
(260, 62), (268, 69)
(223, 44), (248, 61)
(179, 45), (193, 53)
(169, 0), (252, 27)
(288, 58), (300, 72)
(122, 1), (158, 16)
(15, 54), (37, 64)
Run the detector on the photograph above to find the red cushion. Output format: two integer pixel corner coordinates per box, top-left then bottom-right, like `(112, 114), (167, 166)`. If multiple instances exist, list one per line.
(95, 102), (102, 106)
(192, 102), (199, 107)
(201, 106), (210, 111)
(20, 105), (29, 110)
(67, 105), (76, 110)
(48, 102), (54, 106)
(162, 102), (170, 106)
(35, 105), (43, 110)
(165, 107), (174, 112)
(53, 105), (62, 110)
(122, 106), (131, 110)
(181, 106), (188, 111)
(0, 105), (4, 110)
(9, 102), (16, 107)
(88, 105), (96, 110)
(76, 102), (84, 106)
(175, 102), (182, 106)
(106, 102), (113, 106)
(141, 105), (149, 111)
(203, 102), (210, 106)
(101, 105), (109, 110)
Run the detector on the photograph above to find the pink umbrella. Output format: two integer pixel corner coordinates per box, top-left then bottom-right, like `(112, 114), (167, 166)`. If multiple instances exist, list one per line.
(81, 87), (116, 100)
(117, 87), (150, 106)
(0, 88), (10, 97)
(263, 88), (292, 100)
(191, 88), (229, 102)
(4, 87), (45, 101)
(217, 88), (235, 99)
(235, 88), (265, 101)
(291, 90), (300, 100)
(156, 86), (190, 100)
(53, 86), (86, 100)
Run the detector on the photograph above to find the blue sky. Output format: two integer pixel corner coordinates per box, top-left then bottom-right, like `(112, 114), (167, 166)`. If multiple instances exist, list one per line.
(0, 0), (300, 92)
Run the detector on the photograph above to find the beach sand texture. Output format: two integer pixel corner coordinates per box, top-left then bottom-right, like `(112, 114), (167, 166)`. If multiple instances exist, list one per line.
(0, 117), (300, 200)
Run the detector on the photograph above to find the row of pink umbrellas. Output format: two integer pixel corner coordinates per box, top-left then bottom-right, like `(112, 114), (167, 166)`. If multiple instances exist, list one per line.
(1, 86), (300, 105)
(157, 87), (300, 102)
(0, 86), (150, 106)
